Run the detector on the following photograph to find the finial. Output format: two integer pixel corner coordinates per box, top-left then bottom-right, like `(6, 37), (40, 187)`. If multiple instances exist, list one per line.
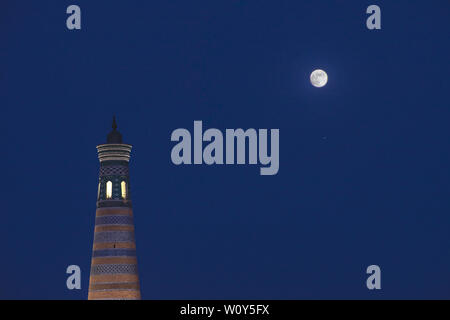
(112, 115), (117, 130)
(107, 116), (123, 144)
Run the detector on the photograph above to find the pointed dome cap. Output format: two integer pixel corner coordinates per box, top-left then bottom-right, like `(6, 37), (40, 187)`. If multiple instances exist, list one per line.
(106, 116), (123, 144)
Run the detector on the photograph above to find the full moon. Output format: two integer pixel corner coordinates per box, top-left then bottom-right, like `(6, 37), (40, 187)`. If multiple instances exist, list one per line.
(310, 69), (328, 88)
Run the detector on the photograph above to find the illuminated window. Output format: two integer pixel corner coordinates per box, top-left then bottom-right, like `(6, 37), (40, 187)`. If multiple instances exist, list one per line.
(97, 183), (101, 199)
(121, 181), (127, 199)
(106, 181), (112, 199)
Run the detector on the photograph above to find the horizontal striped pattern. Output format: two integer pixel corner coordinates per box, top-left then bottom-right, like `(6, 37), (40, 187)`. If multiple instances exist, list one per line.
(88, 290), (141, 300)
(89, 205), (140, 300)
(96, 144), (132, 163)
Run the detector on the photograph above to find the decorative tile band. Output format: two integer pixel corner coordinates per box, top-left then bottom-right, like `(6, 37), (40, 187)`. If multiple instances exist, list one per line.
(89, 274), (139, 284)
(97, 200), (132, 208)
(94, 231), (135, 243)
(95, 207), (133, 216)
(94, 225), (134, 233)
(91, 257), (137, 265)
(91, 264), (138, 275)
(95, 215), (134, 226)
(93, 249), (137, 257)
(89, 282), (140, 291)
(99, 165), (129, 177)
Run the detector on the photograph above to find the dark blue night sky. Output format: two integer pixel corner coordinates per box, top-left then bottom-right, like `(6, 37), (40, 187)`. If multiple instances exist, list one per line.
(1, 1), (449, 299)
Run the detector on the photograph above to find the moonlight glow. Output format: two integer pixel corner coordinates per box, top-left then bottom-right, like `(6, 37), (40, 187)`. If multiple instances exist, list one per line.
(310, 69), (328, 88)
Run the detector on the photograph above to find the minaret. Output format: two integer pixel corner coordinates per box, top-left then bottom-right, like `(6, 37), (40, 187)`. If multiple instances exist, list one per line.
(88, 117), (141, 300)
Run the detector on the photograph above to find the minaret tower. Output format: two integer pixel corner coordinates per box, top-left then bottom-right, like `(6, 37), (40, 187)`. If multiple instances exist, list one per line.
(88, 117), (141, 300)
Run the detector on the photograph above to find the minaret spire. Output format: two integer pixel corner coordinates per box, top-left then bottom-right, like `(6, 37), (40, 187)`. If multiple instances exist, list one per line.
(106, 115), (123, 144)
(112, 115), (117, 130)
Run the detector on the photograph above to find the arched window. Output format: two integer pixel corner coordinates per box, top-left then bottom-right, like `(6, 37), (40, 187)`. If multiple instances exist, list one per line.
(106, 181), (113, 199)
(121, 181), (127, 199)
(97, 182), (101, 199)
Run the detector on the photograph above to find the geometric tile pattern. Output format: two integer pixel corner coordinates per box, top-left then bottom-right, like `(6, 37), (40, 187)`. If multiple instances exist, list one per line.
(100, 165), (129, 177)
(94, 231), (135, 243)
(91, 264), (139, 275)
(95, 215), (134, 226)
